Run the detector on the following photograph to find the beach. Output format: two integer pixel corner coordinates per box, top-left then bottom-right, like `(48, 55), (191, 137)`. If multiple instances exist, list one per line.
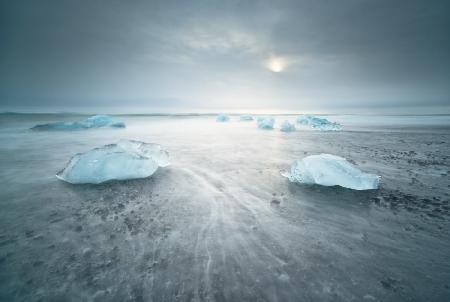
(0, 113), (449, 301)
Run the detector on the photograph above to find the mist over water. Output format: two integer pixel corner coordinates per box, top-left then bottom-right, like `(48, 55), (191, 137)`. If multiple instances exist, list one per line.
(0, 113), (449, 301)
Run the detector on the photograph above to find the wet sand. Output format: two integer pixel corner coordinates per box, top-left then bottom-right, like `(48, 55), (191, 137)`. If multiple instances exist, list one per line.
(0, 114), (449, 301)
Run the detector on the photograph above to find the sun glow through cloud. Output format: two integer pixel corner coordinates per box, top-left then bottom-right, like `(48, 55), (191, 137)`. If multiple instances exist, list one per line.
(267, 56), (287, 72)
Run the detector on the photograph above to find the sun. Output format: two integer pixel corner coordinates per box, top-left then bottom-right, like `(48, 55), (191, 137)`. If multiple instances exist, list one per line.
(267, 56), (287, 72)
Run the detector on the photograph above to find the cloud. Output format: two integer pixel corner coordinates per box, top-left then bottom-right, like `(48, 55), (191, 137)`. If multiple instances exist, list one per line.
(0, 0), (449, 112)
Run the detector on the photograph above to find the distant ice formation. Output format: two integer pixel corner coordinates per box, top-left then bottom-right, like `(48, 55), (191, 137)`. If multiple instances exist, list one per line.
(257, 117), (275, 129)
(282, 154), (380, 190)
(57, 140), (169, 184)
(239, 115), (254, 121)
(31, 115), (125, 130)
(280, 120), (296, 132)
(313, 123), (341, 131)
(296, 115), (341, 131)
(216, 114), (230, 122)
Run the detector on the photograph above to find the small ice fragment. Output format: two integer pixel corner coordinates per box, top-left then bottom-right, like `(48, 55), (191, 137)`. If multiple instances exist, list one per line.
(257, 117), (274, 129)
(278, 273), (290, 282)
(363, 295), (376, 301)
(56, 140), (169, 184)
(280, 120), (296, 132)
(312, 122), (341, 131)
(296, 115), (341, 131)
(282, 154), (380, 190)
(216, 114), (230, 122)
(296, 115), (329, 125)
(239, 115), (254, 121)
(31, 115), (126, 130)
(82, 248), (93, 256)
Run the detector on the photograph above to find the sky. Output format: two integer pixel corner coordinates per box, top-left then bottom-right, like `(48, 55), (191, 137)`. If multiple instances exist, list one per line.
(1, 0), (449, 113)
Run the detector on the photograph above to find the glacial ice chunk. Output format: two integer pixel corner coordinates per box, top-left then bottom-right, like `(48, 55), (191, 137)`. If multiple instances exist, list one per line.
(239, 115), (254, 121)
(282, 154), (380, 190)
(56, 140), (169, 184)
(257, 117), (274, 129)
(216, 114), (230, 122)
(84, 115), (125, 128)
(311, 121), (341, 131)
(31, 115), (125, 130)
(296, 115), (341, 131)
(280, 120), (296, 132)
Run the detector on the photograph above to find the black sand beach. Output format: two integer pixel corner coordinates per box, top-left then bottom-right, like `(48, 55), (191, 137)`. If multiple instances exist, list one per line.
(0, 114), (449, 301)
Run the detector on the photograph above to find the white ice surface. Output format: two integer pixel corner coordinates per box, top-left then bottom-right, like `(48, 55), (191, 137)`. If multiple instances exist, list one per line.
(282, 154), (380, 190)
(296, 115), (341, 131)
(57, 140), (169, 184)
(257, 117), (275, 129)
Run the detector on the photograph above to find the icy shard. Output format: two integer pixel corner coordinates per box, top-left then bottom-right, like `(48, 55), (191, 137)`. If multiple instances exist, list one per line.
(31, 115), (125, 130)
(280, 120), (296, 132)
(282, 154), (380, 190)
(239, 115), (254, 121)
(84, 115), (125, 128)
(257, 117), (275, 129)
(296, 115), (341, 131)
(216, 114), (230, 122)
(57, 140), (169, 184)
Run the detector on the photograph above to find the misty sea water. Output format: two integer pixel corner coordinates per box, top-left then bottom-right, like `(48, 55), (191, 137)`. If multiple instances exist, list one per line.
(0, 113), (449, 301)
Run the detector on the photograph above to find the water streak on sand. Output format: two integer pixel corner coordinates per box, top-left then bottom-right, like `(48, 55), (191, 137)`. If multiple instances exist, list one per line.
(0, 114), (449, 301)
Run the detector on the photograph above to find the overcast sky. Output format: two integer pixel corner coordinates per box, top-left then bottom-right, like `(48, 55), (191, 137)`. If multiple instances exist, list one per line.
(1, 0), (449, 113)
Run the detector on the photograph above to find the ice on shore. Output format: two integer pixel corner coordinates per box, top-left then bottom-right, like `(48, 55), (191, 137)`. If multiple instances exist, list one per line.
(282, 154), (380, 190)
(296, 115), (341, 131)
(257, 117), (275, 129)
(31, 115), (125, 130)
(57, 140), (169, 184)
(216, 114), (230, 122)
(313, 123), (341, 131)
(280, 120), (296, 132)
(239, 115), (254, 121)
(84, 115), (125, 128)
(296, 115), (326, 125)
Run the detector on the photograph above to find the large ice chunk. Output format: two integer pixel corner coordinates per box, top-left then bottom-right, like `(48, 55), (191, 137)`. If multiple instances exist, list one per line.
(282, 154), (380, 190)
(216, 114), (230, 122)
(57, 140), (169, 184)
(239, 115), (254, 121)
(257, 117), (274, 129)
(280, 120), (296, 132)
(31, 115), (125, 130)
(296, 115), (341, 131)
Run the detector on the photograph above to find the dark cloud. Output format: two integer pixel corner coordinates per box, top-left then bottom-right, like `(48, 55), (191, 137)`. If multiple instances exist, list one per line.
(1, 0), (449, 112)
